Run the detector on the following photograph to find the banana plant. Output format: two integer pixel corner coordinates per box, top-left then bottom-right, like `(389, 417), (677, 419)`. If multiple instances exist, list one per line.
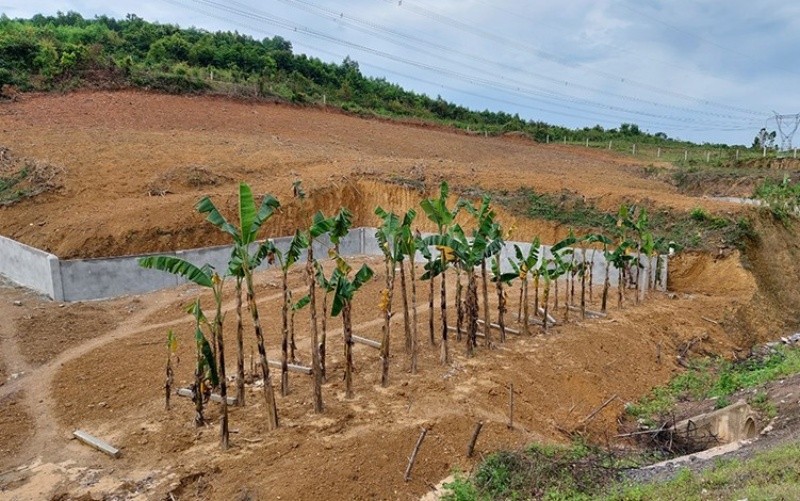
(375, 206), (406, 387)
(540, 253), (566, 332)
(607, 239), (635, 309)
(551, 233), (578, 321)
(584, 233), (610, 311)
(622, 206), (650, 304)
(273, 230), (308, 396)
(226, 240), (274, 407)
(138, 255), (227, 444)
(329, 254), (374, 399)
(487, 221), (514, 342)
(319, 207), (352, 384)
(512, 238), (541, 335)
(420, 181), (461, 363)
(196, 182), (280, 430)
(461, 194), (501, 347)
(164, 329), (178, 411)
(427, 223), (502, 356)
(304, 211), (334, 413)
(187, 299), (218, 427)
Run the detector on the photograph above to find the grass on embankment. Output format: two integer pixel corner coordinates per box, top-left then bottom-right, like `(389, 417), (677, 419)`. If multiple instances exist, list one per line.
(443, 346), (800, 500)
(474, 187), (754, 252)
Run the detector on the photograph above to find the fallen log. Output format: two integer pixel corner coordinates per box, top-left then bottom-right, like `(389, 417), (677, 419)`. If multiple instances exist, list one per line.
(73, 430), (121, 458)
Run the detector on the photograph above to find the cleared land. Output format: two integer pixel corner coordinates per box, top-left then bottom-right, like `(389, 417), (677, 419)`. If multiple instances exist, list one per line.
(0, 91), (798, 500)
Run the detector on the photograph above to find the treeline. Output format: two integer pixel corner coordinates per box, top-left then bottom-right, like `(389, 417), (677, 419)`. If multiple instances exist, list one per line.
(1, 11), (709, 146)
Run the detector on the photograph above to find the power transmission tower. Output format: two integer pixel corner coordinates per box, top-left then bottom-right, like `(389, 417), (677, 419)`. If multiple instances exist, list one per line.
(769, 112), (800, 151)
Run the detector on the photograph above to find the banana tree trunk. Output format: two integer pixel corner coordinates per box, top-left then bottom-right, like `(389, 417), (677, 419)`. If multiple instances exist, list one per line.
(618, 265), (625, 309)
(399, 259), (411, 353)
(344, 301), (354, 399)
(245, 272), (279, 430)
(481, 260), (491, 347)
(321, 291), (328, 382)
(381, 258), (395, 387)
(214, 288), (229, 450)
(193, 361), (204, 427)
(440, 267), (448, 364)
(235, 277), (245, 407)
(496, 280), (507, 343)
(580, 253), (587, 320)
(466, 272), (479, 357)
(564, 272), (570, 322)
(522, 277), (529, 336)
(589, 249), (597, 304)
(308, 255), (323, 413)
(542, 279), (551, 332)
(602, 261), (610, 313)
(428, 266), (435, 345)
(455, 265), (464, 342)
(533, 274), (540, 317)
(410, 260), (419, 374)
(516, 284), (523, 327)
(554, 274), (559, 310)
(281, 270), (290, 397)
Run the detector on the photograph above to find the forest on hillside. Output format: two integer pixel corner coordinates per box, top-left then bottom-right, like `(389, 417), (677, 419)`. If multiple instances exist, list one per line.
(0, 11), (724, 146)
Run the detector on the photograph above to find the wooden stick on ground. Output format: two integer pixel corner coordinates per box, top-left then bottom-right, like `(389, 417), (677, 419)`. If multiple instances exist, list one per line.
(508, 384), (514, 429)
(577, 394), (618, 427)
(404, 427), (428, 481)
(466, 421), (484, 457)
(352, 335), (381, 349)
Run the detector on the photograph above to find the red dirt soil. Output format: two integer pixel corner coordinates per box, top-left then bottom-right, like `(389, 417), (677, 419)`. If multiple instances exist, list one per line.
(0, 91), (796, 500)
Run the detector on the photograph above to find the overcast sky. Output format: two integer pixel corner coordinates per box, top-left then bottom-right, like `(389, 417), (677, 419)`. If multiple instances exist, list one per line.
(4, 0), (800, 146)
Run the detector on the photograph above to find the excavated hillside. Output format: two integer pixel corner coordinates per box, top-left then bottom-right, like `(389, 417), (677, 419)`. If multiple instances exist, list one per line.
(1, 90), (799, 499)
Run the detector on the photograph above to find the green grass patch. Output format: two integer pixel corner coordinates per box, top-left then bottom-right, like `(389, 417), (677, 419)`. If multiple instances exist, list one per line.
(605, 441), (800, 500)
(627, 345), (800, 424)
(0, 167), (29, 204)
(485, 188), (755, 251)
(442, 441), (658, 501)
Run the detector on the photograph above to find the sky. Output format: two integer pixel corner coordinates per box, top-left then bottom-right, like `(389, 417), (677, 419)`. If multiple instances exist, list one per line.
(3, 0), (800, 146)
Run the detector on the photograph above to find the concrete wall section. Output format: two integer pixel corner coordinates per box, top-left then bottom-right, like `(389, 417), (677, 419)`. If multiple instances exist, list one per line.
(59, 252), (182, 301)
(0, 235), (57, 298)
(0, 227), (666, 301)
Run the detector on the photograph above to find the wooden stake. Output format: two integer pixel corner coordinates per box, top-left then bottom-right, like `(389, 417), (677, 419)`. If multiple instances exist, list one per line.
(466, 421), (484, 457)
(577, 394), (618, 427)
(508, 384), (514, 429)
(404, 427), (428, 481)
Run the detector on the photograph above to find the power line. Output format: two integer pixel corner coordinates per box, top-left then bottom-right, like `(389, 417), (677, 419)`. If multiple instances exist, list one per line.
(273, 0), (760, 124)
(386, 0), (765, 118)
(179, 0), (763, 131)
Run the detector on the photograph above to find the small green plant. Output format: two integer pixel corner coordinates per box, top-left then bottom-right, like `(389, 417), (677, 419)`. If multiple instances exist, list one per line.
(750, 391), (777, 419)
(754, 175), (800, 223)
(627, 346), (800, 423)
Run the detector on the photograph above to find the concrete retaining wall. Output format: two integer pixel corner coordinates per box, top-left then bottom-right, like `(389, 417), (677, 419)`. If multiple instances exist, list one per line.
(0, 235), (59, 299)
(0, 227), (667, 302)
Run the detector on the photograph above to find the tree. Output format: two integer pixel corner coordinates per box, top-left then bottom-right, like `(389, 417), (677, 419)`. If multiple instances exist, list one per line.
(273, 230), (308, 396)
(511, 238), (541, 335)
(420, 181), (461, 363)
(329, 255), (374, 398)
(138, 256), (228, 448)
(196, 183), (281, 430)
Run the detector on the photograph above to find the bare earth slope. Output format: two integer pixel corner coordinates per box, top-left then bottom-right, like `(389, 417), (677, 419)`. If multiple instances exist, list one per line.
(0, 90), (735, 258)
(0, 91), (794, 500)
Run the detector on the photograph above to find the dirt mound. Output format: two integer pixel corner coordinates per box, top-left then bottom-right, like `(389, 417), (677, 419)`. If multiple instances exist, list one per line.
(145, 164), (234, 196)
(0, 145), (65, 206)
